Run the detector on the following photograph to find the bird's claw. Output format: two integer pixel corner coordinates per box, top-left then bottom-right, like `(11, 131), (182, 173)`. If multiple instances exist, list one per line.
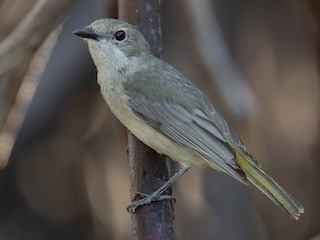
(127, 192), (176, 213)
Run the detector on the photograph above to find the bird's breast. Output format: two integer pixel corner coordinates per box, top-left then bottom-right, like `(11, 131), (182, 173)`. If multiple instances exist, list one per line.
(97, 72), (205, 167)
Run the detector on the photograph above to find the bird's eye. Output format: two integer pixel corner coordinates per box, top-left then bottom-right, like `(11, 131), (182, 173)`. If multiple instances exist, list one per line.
(114, 30), (126, 41)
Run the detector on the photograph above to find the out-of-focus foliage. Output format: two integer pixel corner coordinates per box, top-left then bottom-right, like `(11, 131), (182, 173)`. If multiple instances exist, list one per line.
(0, 0), (318, 239)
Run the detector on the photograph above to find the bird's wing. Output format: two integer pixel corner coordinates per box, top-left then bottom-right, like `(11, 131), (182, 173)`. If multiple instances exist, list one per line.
(123, 59), (247, 183)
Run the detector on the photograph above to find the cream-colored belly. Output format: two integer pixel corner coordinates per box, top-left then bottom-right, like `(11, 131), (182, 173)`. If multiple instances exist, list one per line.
(103, 86), (205, 167)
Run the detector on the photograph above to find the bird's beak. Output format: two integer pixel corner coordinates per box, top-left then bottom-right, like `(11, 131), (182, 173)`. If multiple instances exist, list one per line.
(72, 27), (99, 40)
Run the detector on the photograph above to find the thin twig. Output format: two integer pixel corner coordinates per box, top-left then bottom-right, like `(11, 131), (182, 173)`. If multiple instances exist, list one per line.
(301, 0), (320, 58)
(183, 0), (258, 119)
(0, 0), (75, 167)
(0, 24), (62, 168)
(0, 0), (74, 74)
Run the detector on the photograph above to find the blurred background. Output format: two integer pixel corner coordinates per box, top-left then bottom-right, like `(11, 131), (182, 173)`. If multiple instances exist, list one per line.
(0, 0), (319, 239)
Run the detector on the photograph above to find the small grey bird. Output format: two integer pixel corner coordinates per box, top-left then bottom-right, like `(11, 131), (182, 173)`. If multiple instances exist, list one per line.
(73, 18), (304, 219)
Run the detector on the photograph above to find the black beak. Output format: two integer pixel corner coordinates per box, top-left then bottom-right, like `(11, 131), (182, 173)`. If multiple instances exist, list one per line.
(72, 27), (99, 40)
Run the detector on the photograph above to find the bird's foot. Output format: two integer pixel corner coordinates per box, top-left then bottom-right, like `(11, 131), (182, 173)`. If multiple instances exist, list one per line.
(127, 191), (175, 213)
(127, 167), (190, 213)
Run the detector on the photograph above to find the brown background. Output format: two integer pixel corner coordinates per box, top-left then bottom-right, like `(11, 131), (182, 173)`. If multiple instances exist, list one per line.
(0, 0), (318, 239)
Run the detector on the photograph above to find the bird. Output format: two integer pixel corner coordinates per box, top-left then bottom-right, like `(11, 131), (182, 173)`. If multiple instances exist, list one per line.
(73, 18), (304, 219)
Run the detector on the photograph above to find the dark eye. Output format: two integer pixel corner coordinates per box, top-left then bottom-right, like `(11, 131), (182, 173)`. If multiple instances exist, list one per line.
(114, 30), (126, 41)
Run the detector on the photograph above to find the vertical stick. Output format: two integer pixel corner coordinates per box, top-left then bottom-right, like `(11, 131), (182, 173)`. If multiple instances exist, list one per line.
(118, 0), (175, 239)
(301, 0), (320, 59)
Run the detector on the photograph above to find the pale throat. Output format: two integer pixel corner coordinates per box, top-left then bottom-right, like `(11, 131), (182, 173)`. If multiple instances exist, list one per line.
(89, 42), (128, 71)
(95, 42), (146, 77)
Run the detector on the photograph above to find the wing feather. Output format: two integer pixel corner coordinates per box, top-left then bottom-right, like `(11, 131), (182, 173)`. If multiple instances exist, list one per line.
(123, 58), (247, 182)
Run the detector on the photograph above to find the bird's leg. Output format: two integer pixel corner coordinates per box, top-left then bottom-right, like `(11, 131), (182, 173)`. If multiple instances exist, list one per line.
(127, 166), (191, 213)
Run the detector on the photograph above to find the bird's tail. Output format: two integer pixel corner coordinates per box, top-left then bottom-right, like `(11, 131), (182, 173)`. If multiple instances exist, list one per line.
(235, 148), (304, 220)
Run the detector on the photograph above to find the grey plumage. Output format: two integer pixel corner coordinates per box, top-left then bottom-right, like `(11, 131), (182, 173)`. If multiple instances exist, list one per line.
(73, 18), (304, 219)
(123, 56), (248, 183)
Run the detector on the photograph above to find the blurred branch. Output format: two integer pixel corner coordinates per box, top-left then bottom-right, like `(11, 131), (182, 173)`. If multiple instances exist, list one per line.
(0, 0), (45, 74)
(118, 0), (174, 239)
(301, 0), (320, 58)
(0, 0), (75, 167)
(0, 24), (62, 168)
(183, 0), (258, 119)
(0, 0), (73, 74)
(301, 0), (320, 169)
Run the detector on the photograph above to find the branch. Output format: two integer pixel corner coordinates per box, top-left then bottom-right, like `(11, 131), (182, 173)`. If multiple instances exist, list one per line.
(0, 25), (62, 168)
(118, 0), (175, 239)
(0, 0), (75, 167)
(183, 0), (258, 119)
(0, 0), (74, 74)
(301, 0), (320, 58)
